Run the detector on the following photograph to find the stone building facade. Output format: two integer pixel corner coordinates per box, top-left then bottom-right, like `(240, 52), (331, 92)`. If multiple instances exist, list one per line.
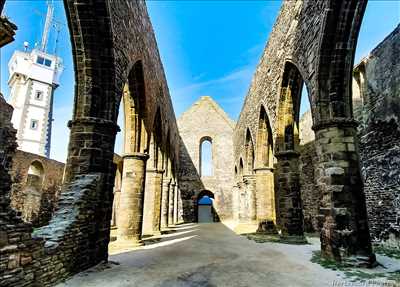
(10, 150), (64, 227)
(351, 24), (400, 244)
(1, 0), (397, 285)
(1, 1), (183, 285)
(178, 96), (235, 222)
(297, 24), (400, 240)
(233, 0), (375, 264)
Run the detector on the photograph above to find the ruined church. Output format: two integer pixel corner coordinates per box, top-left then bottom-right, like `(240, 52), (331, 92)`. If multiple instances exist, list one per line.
(0, 0), (399, 286)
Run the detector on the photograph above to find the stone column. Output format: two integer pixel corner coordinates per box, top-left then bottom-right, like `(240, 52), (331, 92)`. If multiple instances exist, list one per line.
(111, 189), (121, 228)
(243, 175), (257, 222)
(177, 188), (184, 223)
(238, 181), (247, 223)
(117, 152), (149, 246)
(173, 185), (179, 225)
(314, 123), (375, 266)
(275, 151), (305, 239)
(142, 169), (163, 236)
(254, 167), (275, 223)
(160, 178), (170, 229)
(142, 169), (156, 235)
(168, 181), (176, 226)
(232, 184), (240, 221)
(152, 169), (164, 235)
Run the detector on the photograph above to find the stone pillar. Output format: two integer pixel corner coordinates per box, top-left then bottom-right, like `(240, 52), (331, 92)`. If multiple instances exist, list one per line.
(275, 151), (305, 239)
(173, 185), (179, 225)
(142, 169), (163, 236)
(111, 189), (121, 228)
(160, 178), (170, 229)
(177, 188), (184, 223)
(254, 167), (275, 223)
(243, 175), (257, 222)
(168, 181), (176, 226)
(117, 152), (149, 246)
(152, 169), (164, 235)
(314, 123), (375, 266)
(232, 184), (240, 221)
(238, 181), (247, 222)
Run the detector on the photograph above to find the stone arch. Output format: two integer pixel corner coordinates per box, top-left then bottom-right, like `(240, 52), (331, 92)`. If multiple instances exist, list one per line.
(0, 0), (119, 280)
(196, 190), (217, 223)
(63, 0), (117, 183)
(244, 129), (255, 175)
(315, 0), (367, 125)
(117, 60), (151, 246)
(149, 106), (163, 170)
(255, 105), (274, 169)
(23, 160), (45, 223)
(276, 61), (305, 154)
(121, 60), (148, 155)
(199, 136), (213, 177)
(274, 60), (307, 238)
(239, 158), (244, 177)
(313, 0), (374, 263)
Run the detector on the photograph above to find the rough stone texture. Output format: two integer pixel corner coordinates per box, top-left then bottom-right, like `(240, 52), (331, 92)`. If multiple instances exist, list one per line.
(10, 150), (64, 227)
(233, 0), (374, 263)
(354, 25), (400, 244)
(296, 24), (400, 242)
(1, 0), (182, 285)
(178, 96), (235, 222)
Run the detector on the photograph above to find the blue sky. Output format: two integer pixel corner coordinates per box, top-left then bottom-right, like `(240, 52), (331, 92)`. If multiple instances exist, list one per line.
(1, 1), (399, 162)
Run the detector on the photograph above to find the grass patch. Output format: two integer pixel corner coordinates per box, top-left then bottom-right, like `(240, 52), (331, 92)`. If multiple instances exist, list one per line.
(243, 233), (309, 245)
(311, 251), (400, 283)
(374, 244), (400, 260)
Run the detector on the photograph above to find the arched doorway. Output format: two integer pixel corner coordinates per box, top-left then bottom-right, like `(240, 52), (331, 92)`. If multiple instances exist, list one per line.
(197, 190), (215, 223)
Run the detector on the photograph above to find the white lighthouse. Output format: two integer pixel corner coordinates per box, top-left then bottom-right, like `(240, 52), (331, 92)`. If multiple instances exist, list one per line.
(8, 2), (63, 157)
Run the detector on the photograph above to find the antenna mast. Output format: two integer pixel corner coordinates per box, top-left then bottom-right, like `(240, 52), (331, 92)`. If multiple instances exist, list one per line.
(41, 1), (54, 52)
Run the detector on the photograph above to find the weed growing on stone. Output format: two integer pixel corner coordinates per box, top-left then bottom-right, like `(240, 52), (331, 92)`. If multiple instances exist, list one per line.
(373, 244), (400, 260)
(311, 251), (400, 284)
(243, 233), (309, 245)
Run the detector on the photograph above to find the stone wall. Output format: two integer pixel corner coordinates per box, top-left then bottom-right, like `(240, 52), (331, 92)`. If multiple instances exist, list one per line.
(10, 150), (64, 227)
(355, 25), (400, 243)
(1, 0), (184, 285)
(297, 25), (400, 241)
(178, 96), (235, 222)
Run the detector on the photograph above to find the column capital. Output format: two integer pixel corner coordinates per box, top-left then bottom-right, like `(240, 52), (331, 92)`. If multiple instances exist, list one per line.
(122, 152), (149, 161)
(147, 168), (165, 174)
(312, 118), (358, 131)
(254, 167), (274, 173)
(68, 117), (121, 132)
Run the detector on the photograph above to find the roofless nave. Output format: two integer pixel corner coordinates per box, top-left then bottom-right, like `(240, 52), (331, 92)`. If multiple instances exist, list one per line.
(0, 0), (399, 286)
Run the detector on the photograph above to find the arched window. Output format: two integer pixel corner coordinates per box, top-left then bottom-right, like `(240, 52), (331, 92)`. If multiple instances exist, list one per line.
(277, 62), (305, 153)
(200, 137), (212, 177)
(239, 158), (244, 177)
(245, 129), (254, 174)
(27, 160), (44, 188)
(256, 106), (273, 168)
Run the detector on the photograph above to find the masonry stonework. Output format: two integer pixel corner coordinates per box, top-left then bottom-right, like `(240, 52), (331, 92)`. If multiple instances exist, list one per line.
(10, 151), (64, 227)
(234, 0), (375, 263)
(178, 96), (235, 222)
(1, 1), (182, 285)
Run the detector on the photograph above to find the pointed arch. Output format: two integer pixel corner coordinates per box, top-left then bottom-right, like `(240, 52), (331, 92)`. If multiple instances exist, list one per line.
(121, 60), (148, 154)
(316, 0), (367, 124)
(255, 105), (274, 169)
(239, 158), (244, 177)
(276, 61), (304, 154)
(245, 129), (255, 174)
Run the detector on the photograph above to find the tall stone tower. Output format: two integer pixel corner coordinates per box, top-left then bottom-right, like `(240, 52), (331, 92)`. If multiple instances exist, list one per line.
(8, 3), (63, 157)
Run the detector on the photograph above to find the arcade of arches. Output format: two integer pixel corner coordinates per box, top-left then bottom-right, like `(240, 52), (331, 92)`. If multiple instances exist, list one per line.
(0, 0), (399, 286)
